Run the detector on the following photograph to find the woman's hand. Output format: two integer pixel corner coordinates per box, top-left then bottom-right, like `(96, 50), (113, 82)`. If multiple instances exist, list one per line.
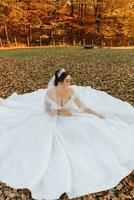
(92, 113), (106, 119)
(97, 114), (106, 119)
(57, 108), (72, 117)
(84, 108), (106, 119)
(87, 112), (106, 119)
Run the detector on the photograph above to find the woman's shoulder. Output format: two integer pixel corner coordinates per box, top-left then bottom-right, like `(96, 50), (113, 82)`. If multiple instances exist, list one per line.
(69, 86), (77, 97)
(69, 86), (74, 93)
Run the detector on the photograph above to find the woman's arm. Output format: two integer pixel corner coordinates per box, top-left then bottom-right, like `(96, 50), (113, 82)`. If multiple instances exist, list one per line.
(44, 101), (57, 116)
(57, 108), (72, 116)
(73, 92), (106, 119)
(82, 107), (105, 119)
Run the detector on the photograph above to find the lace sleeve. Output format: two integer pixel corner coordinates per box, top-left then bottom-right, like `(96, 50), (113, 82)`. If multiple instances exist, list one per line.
(44, 92), (57, 116)
(71, 89), (88, 112)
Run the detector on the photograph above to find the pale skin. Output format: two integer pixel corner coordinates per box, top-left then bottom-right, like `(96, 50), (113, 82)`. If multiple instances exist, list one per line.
(46, 74), (106, 119)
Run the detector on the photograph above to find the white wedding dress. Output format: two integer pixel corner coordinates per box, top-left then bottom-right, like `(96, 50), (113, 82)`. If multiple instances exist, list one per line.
(0, 84), (134, 200)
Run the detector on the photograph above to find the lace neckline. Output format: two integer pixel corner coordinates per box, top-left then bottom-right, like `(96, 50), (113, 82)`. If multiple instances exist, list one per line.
(47, 93), (74, 107)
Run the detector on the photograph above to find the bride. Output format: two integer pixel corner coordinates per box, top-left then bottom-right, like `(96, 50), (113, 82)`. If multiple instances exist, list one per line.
(45, 68), (105, 119)
(0, 68), (134, 200)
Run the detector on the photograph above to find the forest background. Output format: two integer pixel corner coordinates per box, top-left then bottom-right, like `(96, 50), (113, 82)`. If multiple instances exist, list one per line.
(0, 0), (134, 47)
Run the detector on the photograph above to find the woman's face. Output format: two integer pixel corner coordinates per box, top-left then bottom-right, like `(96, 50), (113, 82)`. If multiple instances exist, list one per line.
(62, 75), (71, 87)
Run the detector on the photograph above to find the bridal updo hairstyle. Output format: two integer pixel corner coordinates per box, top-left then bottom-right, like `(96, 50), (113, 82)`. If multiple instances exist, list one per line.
(54, 68), (69, 86)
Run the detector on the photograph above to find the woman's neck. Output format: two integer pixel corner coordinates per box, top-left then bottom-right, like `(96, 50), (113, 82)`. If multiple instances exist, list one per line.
(56, 85), (68, 93)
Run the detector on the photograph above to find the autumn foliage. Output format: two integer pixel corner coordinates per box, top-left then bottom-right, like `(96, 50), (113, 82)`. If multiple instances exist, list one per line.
(0, 0), (134, 47)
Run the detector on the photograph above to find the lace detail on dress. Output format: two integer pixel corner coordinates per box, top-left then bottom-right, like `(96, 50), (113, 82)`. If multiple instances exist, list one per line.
(44, 92), (57, 115)
(70, 88), (88, 112)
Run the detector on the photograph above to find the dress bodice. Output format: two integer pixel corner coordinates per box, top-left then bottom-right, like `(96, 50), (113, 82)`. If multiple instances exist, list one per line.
(45, 92), (77, 111)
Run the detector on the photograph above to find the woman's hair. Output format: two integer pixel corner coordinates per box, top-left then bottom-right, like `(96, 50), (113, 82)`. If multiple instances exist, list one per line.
(54, 68), (69, 86)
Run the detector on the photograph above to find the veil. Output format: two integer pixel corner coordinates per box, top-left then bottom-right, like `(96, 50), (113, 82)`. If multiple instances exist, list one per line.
(44, 73), (57, 117)
(47, 75), (55, 89)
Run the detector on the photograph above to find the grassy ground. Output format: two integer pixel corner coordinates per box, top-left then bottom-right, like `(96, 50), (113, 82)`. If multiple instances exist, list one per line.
(0, 47), (134, 200)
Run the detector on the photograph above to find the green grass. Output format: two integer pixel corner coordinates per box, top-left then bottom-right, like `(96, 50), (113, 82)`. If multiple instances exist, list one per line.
(0, 46), (134, 63)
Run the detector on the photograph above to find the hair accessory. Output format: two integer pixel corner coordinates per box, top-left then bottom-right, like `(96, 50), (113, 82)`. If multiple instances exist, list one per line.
(57, 68), (65, 78)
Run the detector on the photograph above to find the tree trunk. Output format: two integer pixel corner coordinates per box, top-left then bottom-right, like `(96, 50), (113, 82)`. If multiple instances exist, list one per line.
(70, 0), (74, 17)
(79, 2), (84, 43)
(101, 38), (104, 47)
(94, 0), (102, 45)
(94, 0), (102, 34)
(111, 39), (113, 47)
(40, 36), (42, 46)
(52, 28), (55, 46)
(92, 38), (94, 45)
(4, 23), (10, 44)
(27, 36), (30, 46)
(14, 36), (17, 46)
(73, 38), (76, 46)
(28, 23), (31, 45)
(0, 38), (3, 47)
(62, 37), (65, 45)
(52, 37), (55, 46)
(83, 38), (85, 45)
